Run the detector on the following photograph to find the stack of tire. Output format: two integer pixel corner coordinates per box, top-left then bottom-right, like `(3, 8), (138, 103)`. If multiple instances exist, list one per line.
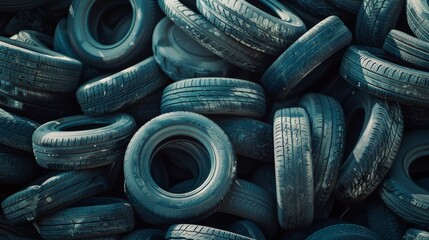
(0, 0), (428, 239)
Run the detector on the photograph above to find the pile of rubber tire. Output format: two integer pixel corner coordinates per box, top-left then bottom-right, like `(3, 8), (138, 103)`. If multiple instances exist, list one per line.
(0, 0), (428, 239)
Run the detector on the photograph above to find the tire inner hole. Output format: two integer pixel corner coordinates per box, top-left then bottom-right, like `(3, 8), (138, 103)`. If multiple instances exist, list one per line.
(409, 156), (429, 190)
(150, 137), (211, 194)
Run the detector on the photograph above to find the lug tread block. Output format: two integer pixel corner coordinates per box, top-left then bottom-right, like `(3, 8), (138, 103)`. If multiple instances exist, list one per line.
(298, 93), (345, 215)
(406, 0), (429, 41)
(212, 117), (273, 161)
(76, 57), (168, 116)
(340, 46), (429, 106)
(161, 78), (266, 118)
(32, 114), (136, 170)
(383, 30), (429, 70)
(335, 92), (403, 203)
(219, 179), (276, 235)
(356, 0), (404, 47)
(38, 197), (135, 239)
(305, 224), (379, 240)
(0, 37), (82, 92)
(0, 108), (39, 152)
(165, 224), (254, 240)
(273, 107), (314, 229)
(261, 16), (352, 100)
(1, 169), (109, 225)
(196, 0), (306, 53)
(158, 0), (272, 72)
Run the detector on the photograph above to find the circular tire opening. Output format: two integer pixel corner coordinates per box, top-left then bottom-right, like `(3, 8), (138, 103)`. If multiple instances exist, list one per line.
(87, 0), (133, 45)
(409, 156), (429, 190)
(149, 137), (211, 194)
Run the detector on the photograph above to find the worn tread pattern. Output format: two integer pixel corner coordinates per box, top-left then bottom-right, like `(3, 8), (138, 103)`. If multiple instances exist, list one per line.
(298, 93), (345, 216)
(32, 114), (136, 170)
(340, 46), (429, 106)
(0, 37), (82, 93)
(305, 224), (379, 240)
(261, 16), (352, 100)
(161, 78), (266, 118)
(38, 197), (135, 239)
(334, 92), (403, 203)
(165, 224), (254, 240)
(383, 29), (429, 70)
(196, 0), (306, 53)
(158, 0), (272, 72)
(0, 108), (39, 152)
(406, 0), (429, 41)
(219, 179), (276, 234)
(355, 0), (404, 47)
(1, 169), (109, 225)
(212, 117), (273, 161)
(273, 107), (314, 229)
(76, 56), (168, 116)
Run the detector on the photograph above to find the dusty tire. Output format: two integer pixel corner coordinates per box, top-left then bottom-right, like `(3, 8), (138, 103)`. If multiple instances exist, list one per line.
(161, 78), (266, 118)
(273, 107), (314, 229)
(334, 91), (403, 203)
(379, 129), (429, 230)
(124, 112), (236, 224)
(32, 114), (136, 170)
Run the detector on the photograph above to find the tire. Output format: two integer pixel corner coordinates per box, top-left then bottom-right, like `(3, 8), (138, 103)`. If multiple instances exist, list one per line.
(355, 0), (404, 47)
(379, 129), (429, 230)
(196, 0), (306, 53)
(328, 0), (362, 14)
(0, 145), (42, 185)
(76, 56), (168, 116)
(38, 197), (134, 240)
(16, 30), (53, 49)
(32, 113), (136, 170)
(124, 112), (236, 224)
(406, 0), (429, 41)
(273, 107), (314, 229)
(0, 0), (50, 12)
(53, 18), (101, 82)
(165, 224), (253, 240)
(297, 93), (345, 215)
(1, 169), (109, 225)
(289, 0), (348, 19)
(219, 179), (277, 235)
(383, 29), (429, 70)
(340, 45), (429, 106)
(161, 78), (266, 118)
(334, 91), (403, 203)
(122, 229), (165, 240)
(261, 16), (352, 101)
(157, 0), (272, 72)
(68, 0), (162, 70)
(0, 36), (82, 92)
(367, 198), (407, 240)
(228, 220), (266, 240)
(211, 117), (273, 161)
(305, 224), (379, 240)
(0, 108), (39, 152)
(152, 17), (234, 81)
(403, 228), (429, 240)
